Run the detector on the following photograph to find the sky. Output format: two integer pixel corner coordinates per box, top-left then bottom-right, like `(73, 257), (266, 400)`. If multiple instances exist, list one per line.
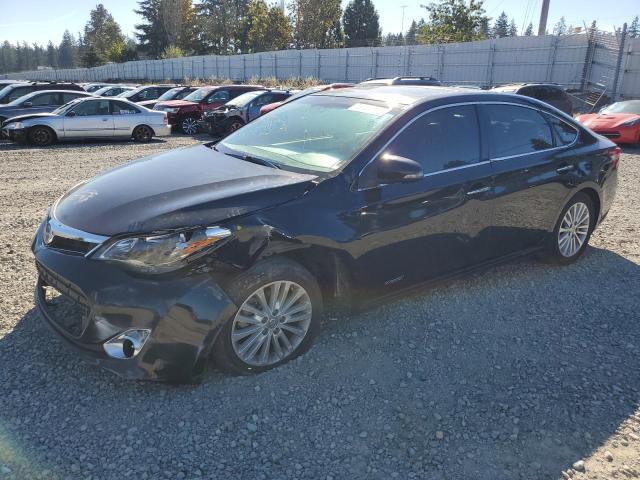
(0, 0), (637, 46)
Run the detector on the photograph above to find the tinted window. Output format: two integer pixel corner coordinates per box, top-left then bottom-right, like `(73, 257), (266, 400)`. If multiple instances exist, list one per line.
(137, 88), (159, 100)
(174, 88), (194, 100)
(30, 92), (59, 106)
(72, 100), (110, 116)
(386, 105), (481, 174)
(62, 92), (85, 103)
(111, 101), (141, 115)
(207, 90), (230, 103)
(8, 86), (33, 101)
(483, 104), (553, 158)
(545, 114), (578, 146)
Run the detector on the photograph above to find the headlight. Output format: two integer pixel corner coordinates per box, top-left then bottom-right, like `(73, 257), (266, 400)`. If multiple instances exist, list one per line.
(7, 122), (24, 129)
(620, 118), (640, 127)
(94, 226), (231, 273)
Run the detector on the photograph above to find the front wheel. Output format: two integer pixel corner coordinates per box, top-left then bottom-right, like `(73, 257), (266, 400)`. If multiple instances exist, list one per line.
(226, 118), (244, 135)
(132, 125), (153, 142)
(181, 116), (198, 135)
(546, 192), (595, 264)
(29, 126), (55, 146)
(212, 258), (322, 375)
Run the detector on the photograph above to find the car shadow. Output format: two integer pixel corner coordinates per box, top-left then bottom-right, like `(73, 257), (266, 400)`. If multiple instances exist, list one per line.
(0, 246), (638, 479)
(0, 137), (170, 151)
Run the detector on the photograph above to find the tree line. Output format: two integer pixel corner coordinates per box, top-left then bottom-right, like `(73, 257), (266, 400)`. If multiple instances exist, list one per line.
(1, 0), (639, 75)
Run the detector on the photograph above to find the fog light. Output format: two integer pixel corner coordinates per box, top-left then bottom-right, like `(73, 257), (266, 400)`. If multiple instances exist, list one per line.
(103, 329), (150, 359)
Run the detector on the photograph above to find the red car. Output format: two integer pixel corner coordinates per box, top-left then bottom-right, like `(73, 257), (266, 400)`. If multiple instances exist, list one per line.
(153, 85), (263, 134)
(576, 100), (640, 145)
(259, 83), (354, 115)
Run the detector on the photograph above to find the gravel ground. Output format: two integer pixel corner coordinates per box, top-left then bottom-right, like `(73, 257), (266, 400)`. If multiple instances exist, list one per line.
(0, 135), (639, 480)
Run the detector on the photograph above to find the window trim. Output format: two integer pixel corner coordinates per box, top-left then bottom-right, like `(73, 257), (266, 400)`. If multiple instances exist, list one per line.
(356, 101), (580, 191)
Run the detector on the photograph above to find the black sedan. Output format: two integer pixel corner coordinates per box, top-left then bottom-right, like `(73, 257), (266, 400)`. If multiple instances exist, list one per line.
(32, 86), (619, 382)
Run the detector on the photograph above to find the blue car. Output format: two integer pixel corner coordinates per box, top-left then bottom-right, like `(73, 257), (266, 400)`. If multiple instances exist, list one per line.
(0, 90), (94, 124)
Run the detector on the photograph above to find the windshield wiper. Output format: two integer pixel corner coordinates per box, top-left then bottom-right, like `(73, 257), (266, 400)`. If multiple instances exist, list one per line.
(217, 149), (280, 169)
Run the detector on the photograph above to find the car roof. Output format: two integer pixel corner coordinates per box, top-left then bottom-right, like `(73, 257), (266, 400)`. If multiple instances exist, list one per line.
(492, 83), (564, 91)
(23, 89), (92, 95)
(319, 85), (491, 106)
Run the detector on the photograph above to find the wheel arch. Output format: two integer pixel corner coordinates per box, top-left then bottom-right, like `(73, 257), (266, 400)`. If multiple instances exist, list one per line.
(577, 186), (601, 223)
(133, 124), (155, 135)
(27, 124), (58, 141)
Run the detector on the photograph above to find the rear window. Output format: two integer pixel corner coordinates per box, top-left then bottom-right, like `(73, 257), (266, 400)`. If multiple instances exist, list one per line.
(482, 104), (554, 158)
(545, 114), (579, 146)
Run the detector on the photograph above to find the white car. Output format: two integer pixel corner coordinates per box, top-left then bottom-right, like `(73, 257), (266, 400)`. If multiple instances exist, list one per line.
(1, 97), (171, 146)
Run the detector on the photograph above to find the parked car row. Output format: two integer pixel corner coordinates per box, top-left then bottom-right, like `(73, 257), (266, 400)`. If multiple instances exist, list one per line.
(1, 77), (638, 147)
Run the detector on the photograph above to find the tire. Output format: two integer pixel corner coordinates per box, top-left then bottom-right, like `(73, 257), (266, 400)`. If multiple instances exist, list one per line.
(546, 192), (595, 265)
(180, 116), (198, 135)
(28, 126), (55, 146)
(132, 125), (153, 143)
(212, 257), (323, 375)
(226, 118), (244, 135)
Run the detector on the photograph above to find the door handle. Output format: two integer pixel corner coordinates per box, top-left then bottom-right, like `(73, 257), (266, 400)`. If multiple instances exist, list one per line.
(466, 186), (491, 196)
(102, 118), (109, 122)
(556, 164), (574, 174)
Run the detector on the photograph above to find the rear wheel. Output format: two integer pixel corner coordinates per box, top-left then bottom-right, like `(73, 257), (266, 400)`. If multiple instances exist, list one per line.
(212, 258), (322, 375)
(29, 126), (55, 146)
(181, 116), (198, 135)
(132, 125), (153, 142)
(546, 192), (595, 264)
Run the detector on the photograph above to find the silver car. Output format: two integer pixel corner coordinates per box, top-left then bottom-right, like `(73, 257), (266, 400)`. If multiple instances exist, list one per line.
(1, 97), (171, 146)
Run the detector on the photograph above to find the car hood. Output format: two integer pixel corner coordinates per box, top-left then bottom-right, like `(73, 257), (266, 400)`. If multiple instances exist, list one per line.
(156, 100), (197, 108)
(2, 112), (57, 123)
(577, 113), (640, 128)
(53, 144), (318, 236)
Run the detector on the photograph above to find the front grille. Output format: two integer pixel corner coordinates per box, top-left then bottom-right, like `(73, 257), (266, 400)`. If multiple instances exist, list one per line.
(37, 262), (90, 338)
(48, 235), (97, 255)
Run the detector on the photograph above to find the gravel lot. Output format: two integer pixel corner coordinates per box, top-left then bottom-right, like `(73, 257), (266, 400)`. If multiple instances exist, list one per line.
(0, 135), (639, 480)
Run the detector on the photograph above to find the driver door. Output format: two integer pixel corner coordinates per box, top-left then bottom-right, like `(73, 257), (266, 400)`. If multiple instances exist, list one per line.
(63, 99), (114, 138)
(351, 104), (495, 293)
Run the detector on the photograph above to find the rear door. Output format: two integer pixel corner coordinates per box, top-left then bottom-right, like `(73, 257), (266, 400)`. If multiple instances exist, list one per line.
(479, 103), (573, 256)
(352, 104), (495, 292)
(63, 99), (114, 137)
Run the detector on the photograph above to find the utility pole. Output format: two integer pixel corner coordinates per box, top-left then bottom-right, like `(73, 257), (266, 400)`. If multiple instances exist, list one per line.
(538, 0), (550, 36)
(400, 5), (408, 45)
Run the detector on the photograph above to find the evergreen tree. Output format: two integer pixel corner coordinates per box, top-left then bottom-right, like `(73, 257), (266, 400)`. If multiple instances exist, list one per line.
(135, 0), (197, 58)
(524, 23), (533, 36)
(417, 0), (490, 44)
(552, 16), (567, 35)
(194, 0), (250, 54)
(58, 30), (77, 68)
(406, 20), (418, 45)
(492, 11), (509, 38)
(629, 16), (639, 38)
(266, 4), (292, 50)
(46, 41), (58, 68)
(82, 4), (126, 66)
(343, 0), (381, 47)
(289, 0), (343, 49)
(508, 18), (518, 36)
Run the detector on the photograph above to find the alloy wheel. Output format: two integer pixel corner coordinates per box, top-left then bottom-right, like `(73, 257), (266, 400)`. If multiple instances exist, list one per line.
(182, 117), (198, 135)
(134, 126), (152, 142)
(231, 281), (312, 367)
(558, 201), (590, 257)
(229, 121), (243, 132)
(32, 128), (52, 146)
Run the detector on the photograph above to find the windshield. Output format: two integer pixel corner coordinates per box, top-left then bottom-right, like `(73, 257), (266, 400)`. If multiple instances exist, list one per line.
(52, 99), (83, 115)
(157, 87), (184, 101)
(218, 95), (401, 173)
(601, 101), (640, 115)
(7, 91), (37, 106)
(226, 90), (264, 107)
(183, 88), (212, 102)
(119, 88), (141, 99)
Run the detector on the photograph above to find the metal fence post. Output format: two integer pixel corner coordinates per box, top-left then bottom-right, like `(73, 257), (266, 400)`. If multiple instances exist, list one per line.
(274, 54), (278, 79)
(406, 46), (412, 76)
(259, 55), (262, 77)
(299, 50), (303, 77)
(612, 23), (627, 100)
(374, 49), (379, 78)
(317, 50), (321, 79)
(243, 56), (246, 80)
(487, 42), (495, 87)
(547, 36), (559, 82)
(345, 50), (349, 81)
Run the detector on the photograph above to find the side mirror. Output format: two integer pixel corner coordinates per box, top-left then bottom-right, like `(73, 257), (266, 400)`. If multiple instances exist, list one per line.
(66, 111), (76, 117)
(376, 153), (424, 184)
(23, 101), (33, 108)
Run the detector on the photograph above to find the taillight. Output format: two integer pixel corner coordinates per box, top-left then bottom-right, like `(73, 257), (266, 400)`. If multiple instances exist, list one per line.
(608, 146), (621, 169)
(163, 113), (168, 125)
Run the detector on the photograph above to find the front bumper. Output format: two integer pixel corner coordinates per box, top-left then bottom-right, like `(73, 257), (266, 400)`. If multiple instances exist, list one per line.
(1, 126), (26, 142)
(32, 223), (237, 382)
